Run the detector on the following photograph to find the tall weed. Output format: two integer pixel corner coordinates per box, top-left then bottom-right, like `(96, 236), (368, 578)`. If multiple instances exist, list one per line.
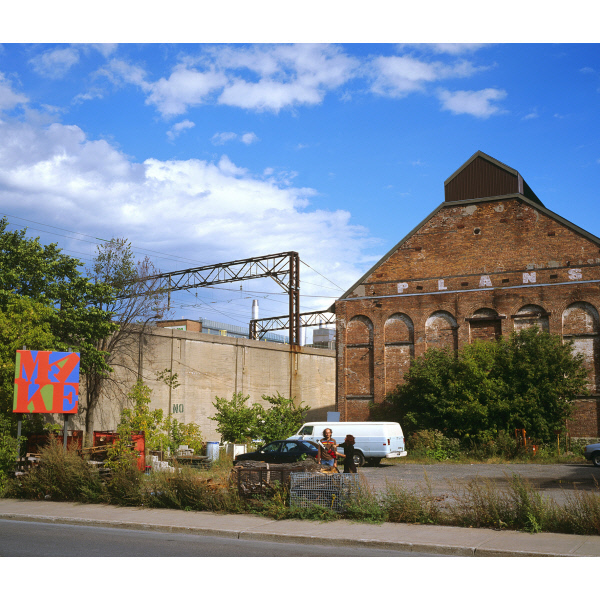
(6, 438), (103, 503)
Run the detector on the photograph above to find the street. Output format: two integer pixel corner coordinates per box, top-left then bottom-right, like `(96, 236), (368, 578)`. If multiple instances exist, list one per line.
(0, 520), (440, 557)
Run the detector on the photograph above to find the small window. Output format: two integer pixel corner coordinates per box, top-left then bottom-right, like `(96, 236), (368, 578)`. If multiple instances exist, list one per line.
(299, 426), (313, 435)
(262, 442), (280, 453)
(298, 441), (316, 452)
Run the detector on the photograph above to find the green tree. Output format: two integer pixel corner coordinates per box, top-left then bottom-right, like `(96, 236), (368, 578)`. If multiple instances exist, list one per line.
(117, 380), (165, 452)
(386, 328), (587, 443)
(84, 238), (167, 439)
(254, 393), (310, 443)
(209, 392), (259, 443)
(0, 218), (118, 429)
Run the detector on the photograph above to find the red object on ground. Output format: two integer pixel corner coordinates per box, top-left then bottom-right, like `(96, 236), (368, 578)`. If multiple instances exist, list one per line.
(93, 430), (146, 471)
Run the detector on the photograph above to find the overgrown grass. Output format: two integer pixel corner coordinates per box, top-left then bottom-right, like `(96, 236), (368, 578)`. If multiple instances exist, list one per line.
(386, 429), (591, 465)
(4, 441), (600, 536)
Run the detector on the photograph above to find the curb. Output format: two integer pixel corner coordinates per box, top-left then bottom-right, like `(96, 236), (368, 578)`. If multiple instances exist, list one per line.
(0, 512), (569, 557)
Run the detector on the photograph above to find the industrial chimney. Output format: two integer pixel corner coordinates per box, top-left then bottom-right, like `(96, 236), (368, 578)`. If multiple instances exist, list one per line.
(252, 299), (259, 321)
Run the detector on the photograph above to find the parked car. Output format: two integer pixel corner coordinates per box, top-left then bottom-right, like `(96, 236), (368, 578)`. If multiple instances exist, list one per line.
(584, 442), (600, 467)
(233, 439), (319, 465)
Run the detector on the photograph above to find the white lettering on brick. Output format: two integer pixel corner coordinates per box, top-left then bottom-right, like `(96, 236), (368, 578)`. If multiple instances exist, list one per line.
(568, 268), (582, 280)
(479, 275), (492, 287)
(397, 282), (409, 293)
(523, 272), (537, 284)
(438, 279), (447, 291)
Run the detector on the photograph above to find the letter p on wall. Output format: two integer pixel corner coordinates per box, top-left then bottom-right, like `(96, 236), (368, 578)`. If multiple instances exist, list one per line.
(397, 282), (408, 293)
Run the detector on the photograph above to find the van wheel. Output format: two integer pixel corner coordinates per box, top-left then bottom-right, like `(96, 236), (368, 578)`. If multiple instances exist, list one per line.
(353, 452), (365, 467)
(367, 458), (381, 467)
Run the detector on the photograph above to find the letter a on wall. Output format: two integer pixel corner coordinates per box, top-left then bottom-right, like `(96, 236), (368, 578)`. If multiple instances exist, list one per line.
(13, 350), (80, 414)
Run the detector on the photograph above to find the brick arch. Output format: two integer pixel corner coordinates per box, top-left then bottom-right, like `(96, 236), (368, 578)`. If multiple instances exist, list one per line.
(514, 303), (549, 332)
(384, 313), (414, 394)
(468, 307), (502, 342)
(425, 310), (458, 351)
(345, 315), (374, 400)
(347, 314), (373, 345)
(563, 302), (600, 394)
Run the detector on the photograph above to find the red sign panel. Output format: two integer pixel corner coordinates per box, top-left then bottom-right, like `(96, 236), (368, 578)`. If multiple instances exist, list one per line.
(13, 350), (80, 414)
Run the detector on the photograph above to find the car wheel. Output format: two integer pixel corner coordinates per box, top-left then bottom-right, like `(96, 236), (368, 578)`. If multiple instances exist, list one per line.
(593, 452), (600, 467)
(353, 452), (365, 467)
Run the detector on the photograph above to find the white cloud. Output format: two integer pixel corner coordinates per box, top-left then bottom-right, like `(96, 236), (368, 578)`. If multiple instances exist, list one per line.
(167, 119), (195, 141)
(146, 67), (228, 116)
(240, 132), (258, 145)
(216, 44), (358, 112)
(0, 116), (375, 308)
(0, 74), (28, 111)
(523, 109), (539, 120)
(103, 44), (359, 116)
(369, 55), (483, 98)
(211, 132), (238, 145)
(30, 47), (80, 78)
(211, 131), (258, 145)
(88, 44), (118, 58)
(412, 43), (490, 55)
(438, 88), (507, 118)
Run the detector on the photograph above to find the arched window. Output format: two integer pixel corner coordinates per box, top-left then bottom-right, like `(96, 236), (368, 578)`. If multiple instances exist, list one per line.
(425, 311), (458, 351)
(384, 313), (414, 394)
(513, 304), (549, 332)
(346, 315), (374, 399)
(467, 307), (503, 342)
(563, 302), (599, 394)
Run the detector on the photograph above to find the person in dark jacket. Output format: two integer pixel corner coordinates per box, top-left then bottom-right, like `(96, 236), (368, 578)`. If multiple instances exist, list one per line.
(337, 434), (357, 473)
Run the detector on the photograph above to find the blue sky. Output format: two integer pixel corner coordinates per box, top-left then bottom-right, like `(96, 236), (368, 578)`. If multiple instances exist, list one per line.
(0, 34), (599, 337)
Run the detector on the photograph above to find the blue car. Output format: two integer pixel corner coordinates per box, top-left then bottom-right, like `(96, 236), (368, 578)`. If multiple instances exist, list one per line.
(584, 442), (600, 467)
(234, 439), (319, 464)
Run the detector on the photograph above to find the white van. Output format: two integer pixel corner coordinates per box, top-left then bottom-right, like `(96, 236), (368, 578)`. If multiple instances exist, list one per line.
(288, 421), (407, 467)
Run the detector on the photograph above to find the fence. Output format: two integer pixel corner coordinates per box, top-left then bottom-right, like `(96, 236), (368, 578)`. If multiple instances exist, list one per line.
(290, 472), (361, 512)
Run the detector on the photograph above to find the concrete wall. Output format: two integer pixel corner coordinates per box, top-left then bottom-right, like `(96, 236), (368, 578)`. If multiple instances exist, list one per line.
(82, 327), (336, 441)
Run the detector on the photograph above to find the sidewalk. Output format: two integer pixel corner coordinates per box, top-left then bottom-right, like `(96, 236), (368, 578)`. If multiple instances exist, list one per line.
(1, 498), (599, 556)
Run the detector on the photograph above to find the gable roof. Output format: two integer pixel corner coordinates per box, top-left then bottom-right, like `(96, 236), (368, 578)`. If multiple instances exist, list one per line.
(333, 193), (600, 307)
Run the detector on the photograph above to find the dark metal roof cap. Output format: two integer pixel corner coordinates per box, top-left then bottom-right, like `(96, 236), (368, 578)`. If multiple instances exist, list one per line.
(444, 150), (543, 206)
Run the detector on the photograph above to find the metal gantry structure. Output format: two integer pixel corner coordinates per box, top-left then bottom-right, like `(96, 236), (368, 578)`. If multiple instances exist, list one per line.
(249, 309), (335, 342)
(131, 251), (334, 347)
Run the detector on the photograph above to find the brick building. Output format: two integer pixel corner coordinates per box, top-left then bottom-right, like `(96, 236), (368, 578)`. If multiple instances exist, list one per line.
(334, 151), (600, 437)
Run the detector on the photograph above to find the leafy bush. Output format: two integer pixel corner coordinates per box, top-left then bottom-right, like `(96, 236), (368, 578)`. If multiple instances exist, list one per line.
(210, 391), (309, 443)
(254, 393), (310, 443)
(210, 392), (259, 443)
(386, 328), (588, 444)
(408, 429), (461, 461)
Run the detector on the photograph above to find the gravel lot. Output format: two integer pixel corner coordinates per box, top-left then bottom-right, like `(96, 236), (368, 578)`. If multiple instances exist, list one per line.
(359, 461), (599, 505)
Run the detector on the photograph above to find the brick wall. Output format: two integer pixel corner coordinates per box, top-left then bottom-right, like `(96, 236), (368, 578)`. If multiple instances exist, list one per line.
(335, 196), (600, 436)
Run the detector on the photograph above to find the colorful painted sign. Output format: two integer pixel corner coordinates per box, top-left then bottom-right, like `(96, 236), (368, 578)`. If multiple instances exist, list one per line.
(13, 350), (80, 414)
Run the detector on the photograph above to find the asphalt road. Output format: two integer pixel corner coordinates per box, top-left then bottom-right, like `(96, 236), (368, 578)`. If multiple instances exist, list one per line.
(0, 520), (441, 557)
(360, 462), (600, 505)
